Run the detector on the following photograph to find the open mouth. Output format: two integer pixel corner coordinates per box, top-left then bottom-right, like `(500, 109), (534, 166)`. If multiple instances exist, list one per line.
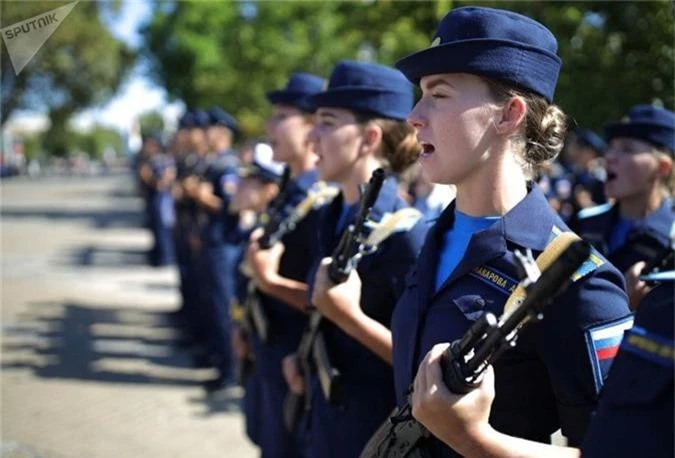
(606, 171), (617, 182)
(420, 142), (435, 158)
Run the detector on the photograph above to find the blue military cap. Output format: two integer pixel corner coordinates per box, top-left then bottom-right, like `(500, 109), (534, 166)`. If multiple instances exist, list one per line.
(266, 72), (325, 112)
(574, 128), (607, 155)
(239, 143), (285, 184)
(605, 105), (675, 154)
(305, 60), (413, 121)
(192, 110), (211, 128)
(178, 111), (195, 129)
(207, 106), (240, 136)
(395, 6), (562, 103)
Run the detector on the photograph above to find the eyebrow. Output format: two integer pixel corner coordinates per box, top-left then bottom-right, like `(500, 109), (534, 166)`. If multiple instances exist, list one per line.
(317, 111), (338, 119)
(422, 77), (455, 92)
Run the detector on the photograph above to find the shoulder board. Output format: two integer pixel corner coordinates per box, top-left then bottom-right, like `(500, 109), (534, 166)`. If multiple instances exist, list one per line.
(622, 325), (674, 368)
(549, 226), (604, 282)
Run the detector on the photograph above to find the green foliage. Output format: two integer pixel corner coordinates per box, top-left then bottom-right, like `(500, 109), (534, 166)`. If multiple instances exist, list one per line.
(60, 125), (124, 159)
(457, 1), (674, 131)
(22, 133), (44, 160)
(1, 0), (135, 156)
(143, 0), (673, 136)
(138, 110), (165, 136)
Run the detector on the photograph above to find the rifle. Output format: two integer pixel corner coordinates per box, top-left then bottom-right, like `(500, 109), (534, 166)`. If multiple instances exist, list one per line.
(283, 168), (386, 433)
(640, 243), (674, 287)
(360, 236), (592, 458)
(246, 180), (340, 344)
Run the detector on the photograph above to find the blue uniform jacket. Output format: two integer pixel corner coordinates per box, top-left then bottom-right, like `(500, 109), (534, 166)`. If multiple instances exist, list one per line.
(203, 150), (240, 246)
(391, 184), (632, 455)
(582, 278), (674, 458)
(574, 199), (674, 273)
(305, 176), (428, 458)
(254, 169), (320, 380)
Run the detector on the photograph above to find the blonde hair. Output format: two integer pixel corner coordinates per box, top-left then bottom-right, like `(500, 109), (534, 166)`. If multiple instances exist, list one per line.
(485, 79), (567, 179)
(355, 112), (421, 175)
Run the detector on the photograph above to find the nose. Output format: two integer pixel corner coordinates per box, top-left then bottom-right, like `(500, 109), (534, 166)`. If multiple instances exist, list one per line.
(407, 101), (427, 130)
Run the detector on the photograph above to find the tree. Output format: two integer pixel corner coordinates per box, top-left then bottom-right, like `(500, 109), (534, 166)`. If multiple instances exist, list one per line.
(0, 1), (136, 155)
(138, 110), (165, 137)
(142, 0), (673, 136)
(456, 0), (674, 131)
(142, 1), (442, 136)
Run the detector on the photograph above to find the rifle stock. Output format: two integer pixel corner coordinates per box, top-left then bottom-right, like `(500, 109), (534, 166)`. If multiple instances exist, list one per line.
(283, 169), (386, 432)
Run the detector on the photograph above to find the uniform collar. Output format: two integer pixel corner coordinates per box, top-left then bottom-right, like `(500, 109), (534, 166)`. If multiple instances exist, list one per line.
(434, 183), (557, 251)
(635, 198), (674, 237)
(501, 183), (562, 251)
(430, 183), (560, 297)
(291, 168), (319, 193)
(368, 175), (400, 222)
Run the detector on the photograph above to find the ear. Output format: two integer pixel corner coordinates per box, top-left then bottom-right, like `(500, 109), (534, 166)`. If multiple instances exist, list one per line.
(359, 123), (383, 157)
(656, 153), (673, 181)
(495, 96), (527, 135)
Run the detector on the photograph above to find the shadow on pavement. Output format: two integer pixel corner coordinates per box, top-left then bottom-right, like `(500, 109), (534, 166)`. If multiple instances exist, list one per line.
(63, 245), (151, 267)
(1, 301), (212, 387)
(0, 208), (144, 229)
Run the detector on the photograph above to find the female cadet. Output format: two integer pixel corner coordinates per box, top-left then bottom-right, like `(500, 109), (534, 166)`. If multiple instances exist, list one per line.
(411, 271), (674, 458)
(245, 73), (325, 458)
(369, 6), (631, 456)
(574, 105), (674, 309)
(283, 60), (428, 458)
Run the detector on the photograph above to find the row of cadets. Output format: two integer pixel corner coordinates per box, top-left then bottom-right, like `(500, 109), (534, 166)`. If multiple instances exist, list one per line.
(316, 6), (633, 458)
(244, 72), (326, 458)
(172, 108), (243, 390)
(280, 60), (430, 457)
(540, 127), (608, 224)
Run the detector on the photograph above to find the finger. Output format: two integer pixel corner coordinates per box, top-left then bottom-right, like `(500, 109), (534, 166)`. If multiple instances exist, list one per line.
(250, 227), (264, 242)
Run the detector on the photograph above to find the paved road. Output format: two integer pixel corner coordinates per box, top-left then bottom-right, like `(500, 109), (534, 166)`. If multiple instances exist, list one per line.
(0, 174), (258, 458)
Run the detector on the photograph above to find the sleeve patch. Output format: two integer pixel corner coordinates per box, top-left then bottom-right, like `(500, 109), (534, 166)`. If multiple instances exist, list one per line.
(585, 316), (635, 393)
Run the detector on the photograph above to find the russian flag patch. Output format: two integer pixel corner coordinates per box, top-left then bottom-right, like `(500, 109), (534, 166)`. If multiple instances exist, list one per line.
(585, 315), (634, 393)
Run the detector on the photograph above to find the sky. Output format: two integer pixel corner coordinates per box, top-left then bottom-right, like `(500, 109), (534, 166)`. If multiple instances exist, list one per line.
(8, 0), (184, 134)
(72, 0), (184, 133)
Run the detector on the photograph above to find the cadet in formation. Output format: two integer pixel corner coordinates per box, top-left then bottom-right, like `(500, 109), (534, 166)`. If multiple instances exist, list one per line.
(285, 60), (428, 457)
(230, 142), (286, 449)
(246, 72), (325, 458)
(356, 6), (632, 456)
(411, 266), (674, 458)
(574, 105), (674, 309)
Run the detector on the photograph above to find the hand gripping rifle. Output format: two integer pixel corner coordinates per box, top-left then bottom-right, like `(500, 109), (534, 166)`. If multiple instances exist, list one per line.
(639, 239), (674, 287)
(283, 168), (386, 433)
(360, 235), (592, 458)
(245, 178), (339, 345)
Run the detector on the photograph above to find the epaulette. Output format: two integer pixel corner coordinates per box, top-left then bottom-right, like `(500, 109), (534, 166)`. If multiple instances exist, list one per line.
(550, 226), (603, 282)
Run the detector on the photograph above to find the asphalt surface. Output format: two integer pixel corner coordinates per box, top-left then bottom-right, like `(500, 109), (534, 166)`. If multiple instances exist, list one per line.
(0, 173), (258, 458)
